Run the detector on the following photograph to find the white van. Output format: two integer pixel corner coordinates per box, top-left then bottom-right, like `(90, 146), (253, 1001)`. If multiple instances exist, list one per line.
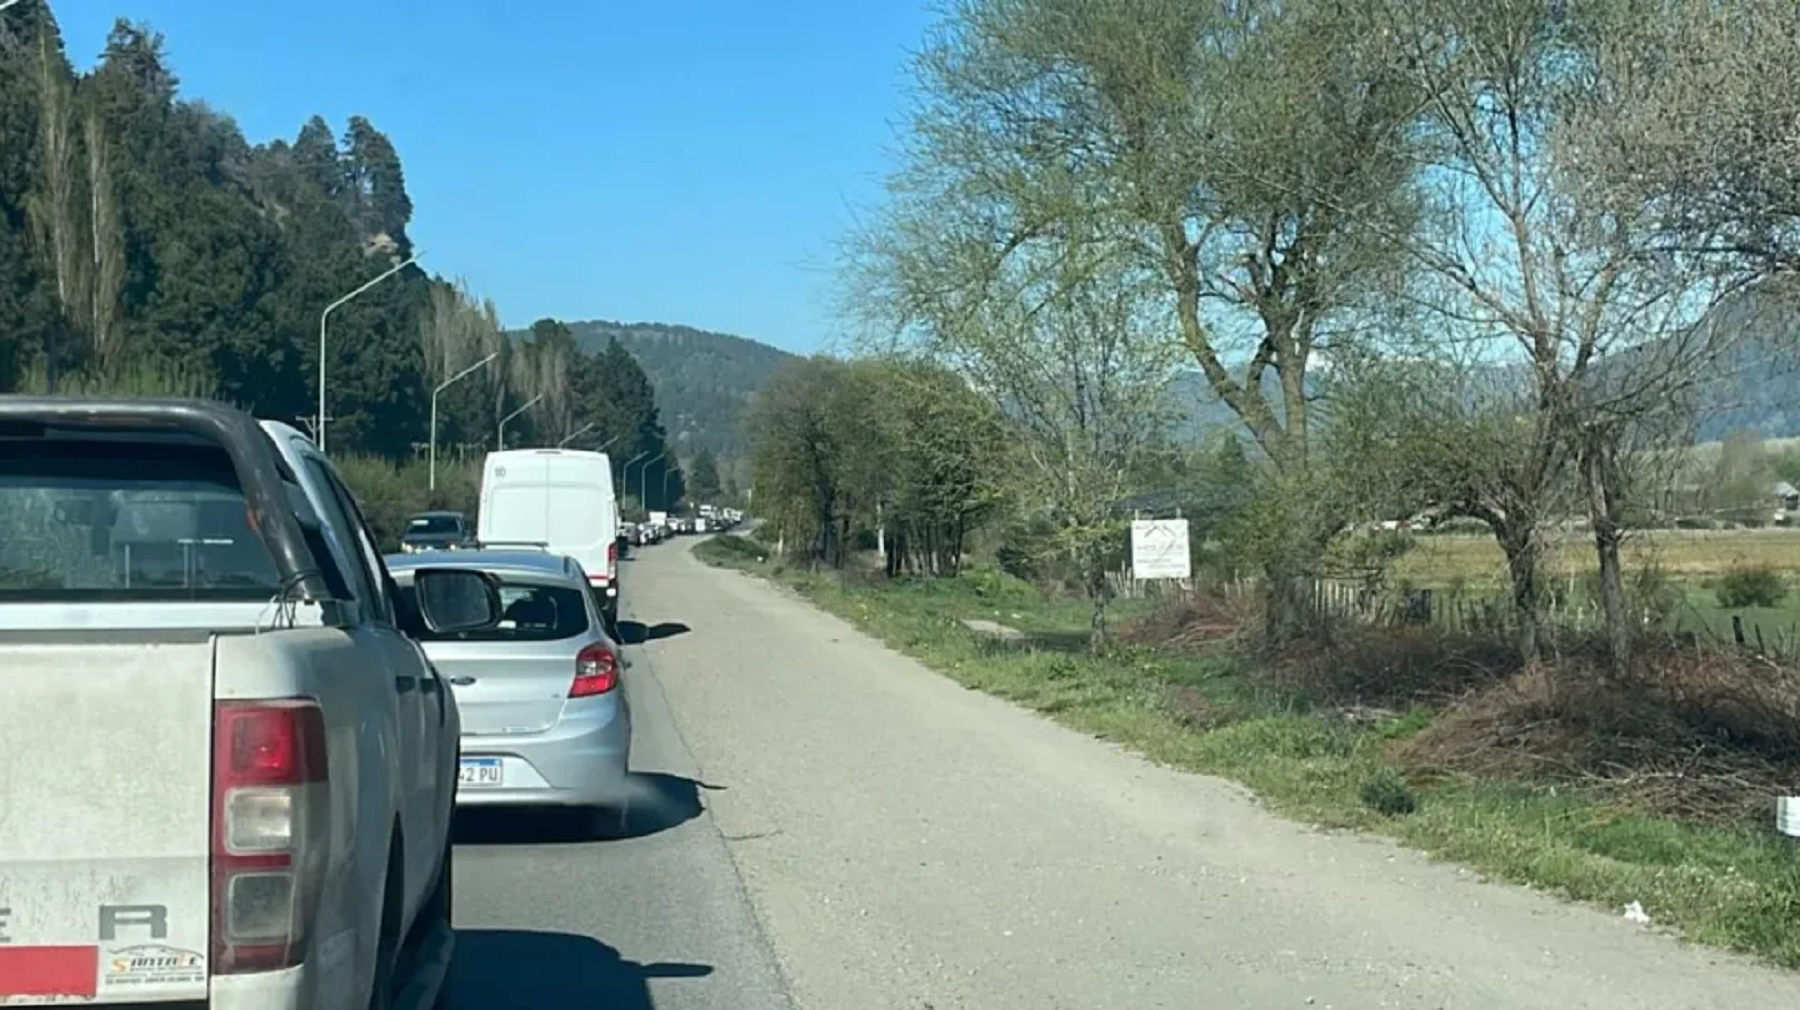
(477, 448), (621, 625)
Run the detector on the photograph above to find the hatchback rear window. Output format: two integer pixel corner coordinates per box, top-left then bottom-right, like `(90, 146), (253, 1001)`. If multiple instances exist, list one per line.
(399, 576), (591, 642)
(0, 439), (282, 600)
(405, 515), (463, 536)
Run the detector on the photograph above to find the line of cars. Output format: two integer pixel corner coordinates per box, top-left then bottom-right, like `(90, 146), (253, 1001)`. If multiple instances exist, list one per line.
(0, 407), (639, 1010)
(390, 449), (640, 837)
(624, 504), (743, 546)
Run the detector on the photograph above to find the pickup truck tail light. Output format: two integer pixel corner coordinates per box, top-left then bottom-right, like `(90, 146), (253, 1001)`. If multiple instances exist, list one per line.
(571, 643), (619, 697)
(210, 700), (329, 975)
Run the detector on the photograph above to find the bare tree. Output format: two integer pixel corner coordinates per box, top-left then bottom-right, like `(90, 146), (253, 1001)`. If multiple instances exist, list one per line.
(507, 335), (570, 441)
(476, 296), (509, 431)
(84, 107), (123, 378)
(1383, 0), (1754, 667)
(419, 278), (495, 381)
(26, 28), (84, 384)
(1567, 0), (1800, 273)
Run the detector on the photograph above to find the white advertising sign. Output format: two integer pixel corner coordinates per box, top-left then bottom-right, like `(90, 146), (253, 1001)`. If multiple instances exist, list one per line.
(1130, 518), (1191, 580)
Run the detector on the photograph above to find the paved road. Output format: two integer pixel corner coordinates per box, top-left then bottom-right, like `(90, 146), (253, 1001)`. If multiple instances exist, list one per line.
(441, 558), (794, 1010)
(448, 536), (1800, 1009)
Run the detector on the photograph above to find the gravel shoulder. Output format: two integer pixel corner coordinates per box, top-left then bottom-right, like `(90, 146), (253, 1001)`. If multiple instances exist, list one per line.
(632, 540), (1800, 1010)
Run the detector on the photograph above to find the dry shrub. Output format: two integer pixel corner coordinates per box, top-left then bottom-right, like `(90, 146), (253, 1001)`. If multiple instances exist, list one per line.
(1259, 625), (1522, 708)
(1122, 592), (1250, 650)
(1165, 683), (1223, 730)
(1398, 644), (1800, 824)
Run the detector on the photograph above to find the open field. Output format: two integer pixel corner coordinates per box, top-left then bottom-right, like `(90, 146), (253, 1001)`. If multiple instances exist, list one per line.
(1392, 528), (1800, 585)
(695, 532), (1800, 971)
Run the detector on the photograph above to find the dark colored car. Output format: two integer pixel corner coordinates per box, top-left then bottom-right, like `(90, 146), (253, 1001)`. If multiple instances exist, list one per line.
(398, 509), (473, 553)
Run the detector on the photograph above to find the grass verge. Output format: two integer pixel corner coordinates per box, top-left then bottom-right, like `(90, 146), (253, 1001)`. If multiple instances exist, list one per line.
(693, 533), (1800, 970)
(1393, 528), (1800, 585)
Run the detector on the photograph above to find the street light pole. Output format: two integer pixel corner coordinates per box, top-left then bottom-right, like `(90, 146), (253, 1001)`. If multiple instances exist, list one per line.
(430, 351), (498, 491)
(318, 251), (421, 453)
(641, 452), (665, 513)
(557, 422), (597, 447)
(622, 451), (650, 508)
(496, 393), (543, 450)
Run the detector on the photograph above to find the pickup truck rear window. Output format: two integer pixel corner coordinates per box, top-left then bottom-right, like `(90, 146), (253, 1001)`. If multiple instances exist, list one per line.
(397, 577), (591, 642)
(0, 440), (283, 600)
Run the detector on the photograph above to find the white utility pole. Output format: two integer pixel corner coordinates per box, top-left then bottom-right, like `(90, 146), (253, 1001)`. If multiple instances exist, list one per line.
(429, 351), (498, 491)
(317, 251), (421, 452)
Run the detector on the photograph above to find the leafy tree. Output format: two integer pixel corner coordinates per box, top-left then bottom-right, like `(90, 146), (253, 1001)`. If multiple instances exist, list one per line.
(852, 0), (1428, 642)
(687, 448), (722, 502)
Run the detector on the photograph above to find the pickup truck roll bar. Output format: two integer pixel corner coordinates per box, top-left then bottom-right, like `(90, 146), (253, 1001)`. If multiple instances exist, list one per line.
(0, 396), (333, 602)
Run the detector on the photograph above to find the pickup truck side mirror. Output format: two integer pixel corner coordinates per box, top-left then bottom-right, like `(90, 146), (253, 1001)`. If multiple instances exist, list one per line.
(411, 569), (504, 635)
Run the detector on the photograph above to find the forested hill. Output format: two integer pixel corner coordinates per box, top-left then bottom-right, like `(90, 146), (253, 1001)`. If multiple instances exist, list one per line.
(0, 8), (689, 506)
(562, 321), (798, 461)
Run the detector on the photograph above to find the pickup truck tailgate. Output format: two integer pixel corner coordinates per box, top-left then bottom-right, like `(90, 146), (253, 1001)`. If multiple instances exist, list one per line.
(0, 638), (214, 1004)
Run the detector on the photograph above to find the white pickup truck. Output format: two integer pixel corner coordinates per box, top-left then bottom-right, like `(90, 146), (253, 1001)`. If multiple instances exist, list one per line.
(0, 398), (505, 1009)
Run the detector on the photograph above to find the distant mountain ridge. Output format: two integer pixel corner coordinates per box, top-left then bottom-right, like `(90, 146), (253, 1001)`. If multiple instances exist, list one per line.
(536, 298), (1800, 472)
(1167, 347), (1800, 446)
(560, 320), (799, 463)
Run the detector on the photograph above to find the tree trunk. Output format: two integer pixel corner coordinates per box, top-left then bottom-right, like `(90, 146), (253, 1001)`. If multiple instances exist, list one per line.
(1582, 431), (1631, 674)
(1495, 518), (1542, 666)
(1261, 562), (1316, 648)
(1086, 559), (1112, 654)
(952, 513), (968, 576)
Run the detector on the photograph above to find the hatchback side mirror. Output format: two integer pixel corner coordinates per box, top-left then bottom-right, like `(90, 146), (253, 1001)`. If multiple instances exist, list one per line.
(412, 568), (503, 634)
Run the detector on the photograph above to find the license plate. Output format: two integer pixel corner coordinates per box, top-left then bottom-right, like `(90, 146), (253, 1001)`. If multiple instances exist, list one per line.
(458, 758), (503, 787)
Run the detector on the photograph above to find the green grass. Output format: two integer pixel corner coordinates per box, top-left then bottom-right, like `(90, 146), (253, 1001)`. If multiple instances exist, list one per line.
(1392, 528), (1800, 585)
(692, 532), (771, 570)
(697, 533), (1800, 970)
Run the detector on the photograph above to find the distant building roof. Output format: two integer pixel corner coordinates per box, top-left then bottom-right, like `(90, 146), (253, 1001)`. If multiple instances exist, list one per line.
(1776, 481), (1799, 499)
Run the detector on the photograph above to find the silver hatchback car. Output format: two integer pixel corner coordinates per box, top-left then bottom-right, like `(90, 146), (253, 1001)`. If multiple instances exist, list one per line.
(387, 549), (632, 819)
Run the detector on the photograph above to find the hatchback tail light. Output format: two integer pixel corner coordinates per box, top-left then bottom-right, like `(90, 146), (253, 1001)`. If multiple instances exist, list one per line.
(572, 643), (619, 697)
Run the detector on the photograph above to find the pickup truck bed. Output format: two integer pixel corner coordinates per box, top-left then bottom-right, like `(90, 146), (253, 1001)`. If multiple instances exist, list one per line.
(0, 398), (493, 1009)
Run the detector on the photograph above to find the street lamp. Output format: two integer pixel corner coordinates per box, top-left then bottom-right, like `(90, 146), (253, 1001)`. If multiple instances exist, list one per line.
(640, 452), (665, 512)
(621, 451), (650, 507)
(558, 421), (597, 447)
(317, 251), (421, 453)
(429, 351), (498, 491)
(497, 393), (543, 450)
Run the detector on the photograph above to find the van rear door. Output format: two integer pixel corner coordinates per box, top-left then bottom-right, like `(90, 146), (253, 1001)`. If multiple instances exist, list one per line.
(0, 637), (215, 1005)
(542, 454), (615, 587)
(480, 453), (552, 546)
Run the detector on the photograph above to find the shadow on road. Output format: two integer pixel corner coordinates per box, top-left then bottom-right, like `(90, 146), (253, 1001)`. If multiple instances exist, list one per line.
(616, 619), (691, 644)
(446, 929), (711, 1009)
(452, 771), (722, 845)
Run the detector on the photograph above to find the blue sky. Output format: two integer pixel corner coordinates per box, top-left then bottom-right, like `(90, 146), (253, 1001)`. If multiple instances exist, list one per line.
(48, 0), (935, 353)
